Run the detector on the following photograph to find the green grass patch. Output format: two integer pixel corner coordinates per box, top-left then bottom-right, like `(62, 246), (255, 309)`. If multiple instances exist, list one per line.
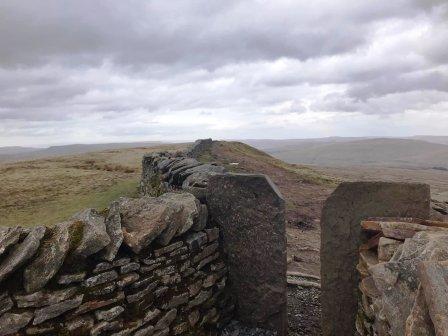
(2, 178), (139, 227)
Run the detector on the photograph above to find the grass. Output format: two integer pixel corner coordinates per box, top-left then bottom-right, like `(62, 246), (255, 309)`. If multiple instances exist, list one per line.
(0, 144), (187, 227)
(213, 141), (337, 186)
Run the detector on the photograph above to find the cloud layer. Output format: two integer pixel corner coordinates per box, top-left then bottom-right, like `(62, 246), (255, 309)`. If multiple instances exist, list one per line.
(0, 0), (447, 146)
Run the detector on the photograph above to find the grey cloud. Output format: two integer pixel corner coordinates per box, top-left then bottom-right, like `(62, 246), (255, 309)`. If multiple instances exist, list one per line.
(1, 0), (442, 70)
(0, 0), (447, 145)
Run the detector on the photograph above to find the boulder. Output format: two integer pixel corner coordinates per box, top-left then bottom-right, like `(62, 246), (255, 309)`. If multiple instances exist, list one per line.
(118, 193), (199, 252)
(71, 209), (110, 258)
(100, 202), (123, 261)
(23, 222), (71, 293)
(0, 312), (33, 336)
(0, 226), (46, 284)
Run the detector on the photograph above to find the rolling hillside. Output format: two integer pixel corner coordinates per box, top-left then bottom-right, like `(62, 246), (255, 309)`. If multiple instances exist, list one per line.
(246, 138), (448, 169)
(0, 141), (166, 162)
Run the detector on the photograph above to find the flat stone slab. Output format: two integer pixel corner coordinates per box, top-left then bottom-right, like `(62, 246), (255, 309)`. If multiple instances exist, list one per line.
(207, 173), (287, 335)
(23, 222), (71, 293)
(0, 226), (46, 284)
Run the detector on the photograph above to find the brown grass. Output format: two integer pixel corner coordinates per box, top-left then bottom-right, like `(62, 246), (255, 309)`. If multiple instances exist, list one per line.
(0, 144), (187, 227)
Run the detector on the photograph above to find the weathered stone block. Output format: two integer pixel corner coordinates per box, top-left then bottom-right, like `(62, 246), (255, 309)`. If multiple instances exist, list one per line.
(207, 173), (287, 335)
(321, 182), (430, 336)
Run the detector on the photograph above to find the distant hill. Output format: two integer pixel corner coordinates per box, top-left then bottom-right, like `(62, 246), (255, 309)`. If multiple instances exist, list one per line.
(244, 138), (448, 169)
(410, 136), (448, 146)
(0, 141), (167, 162)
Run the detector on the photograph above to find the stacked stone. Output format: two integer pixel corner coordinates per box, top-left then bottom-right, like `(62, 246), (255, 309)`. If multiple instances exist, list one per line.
(140, 151), (226, 202)
(0, 190), (232, 335)
(356, 217), (448, 336)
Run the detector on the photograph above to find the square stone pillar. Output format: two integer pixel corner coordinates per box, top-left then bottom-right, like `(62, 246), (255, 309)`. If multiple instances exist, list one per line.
(207, 173), (287, 336)
(320, 182), (431, 336)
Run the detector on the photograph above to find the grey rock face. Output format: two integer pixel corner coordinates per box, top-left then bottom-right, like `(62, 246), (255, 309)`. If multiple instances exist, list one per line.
(23, 222), (71, 293)
(101, 202), (124, 261)
(71, 208), (110, 258)
(320, 182), (430, 336)
(118, 192), (199, 252)
(0, 312), (33, 336)
(0, 226), (46, 284)
(33, 294), (84, 325)
(207, 173), (287, 336)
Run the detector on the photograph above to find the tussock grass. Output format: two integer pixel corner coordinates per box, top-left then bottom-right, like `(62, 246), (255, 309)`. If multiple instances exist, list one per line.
(0, 144), (186, 227)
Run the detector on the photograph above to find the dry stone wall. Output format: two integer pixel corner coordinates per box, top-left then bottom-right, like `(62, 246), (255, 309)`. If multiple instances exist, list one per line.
(0, 191), (233, 336)
(0, 139), (287, 336)
(140, 146), (287, 336)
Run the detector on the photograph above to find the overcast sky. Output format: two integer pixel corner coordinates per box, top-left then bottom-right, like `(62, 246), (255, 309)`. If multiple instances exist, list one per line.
(0, 0), (447, 147)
